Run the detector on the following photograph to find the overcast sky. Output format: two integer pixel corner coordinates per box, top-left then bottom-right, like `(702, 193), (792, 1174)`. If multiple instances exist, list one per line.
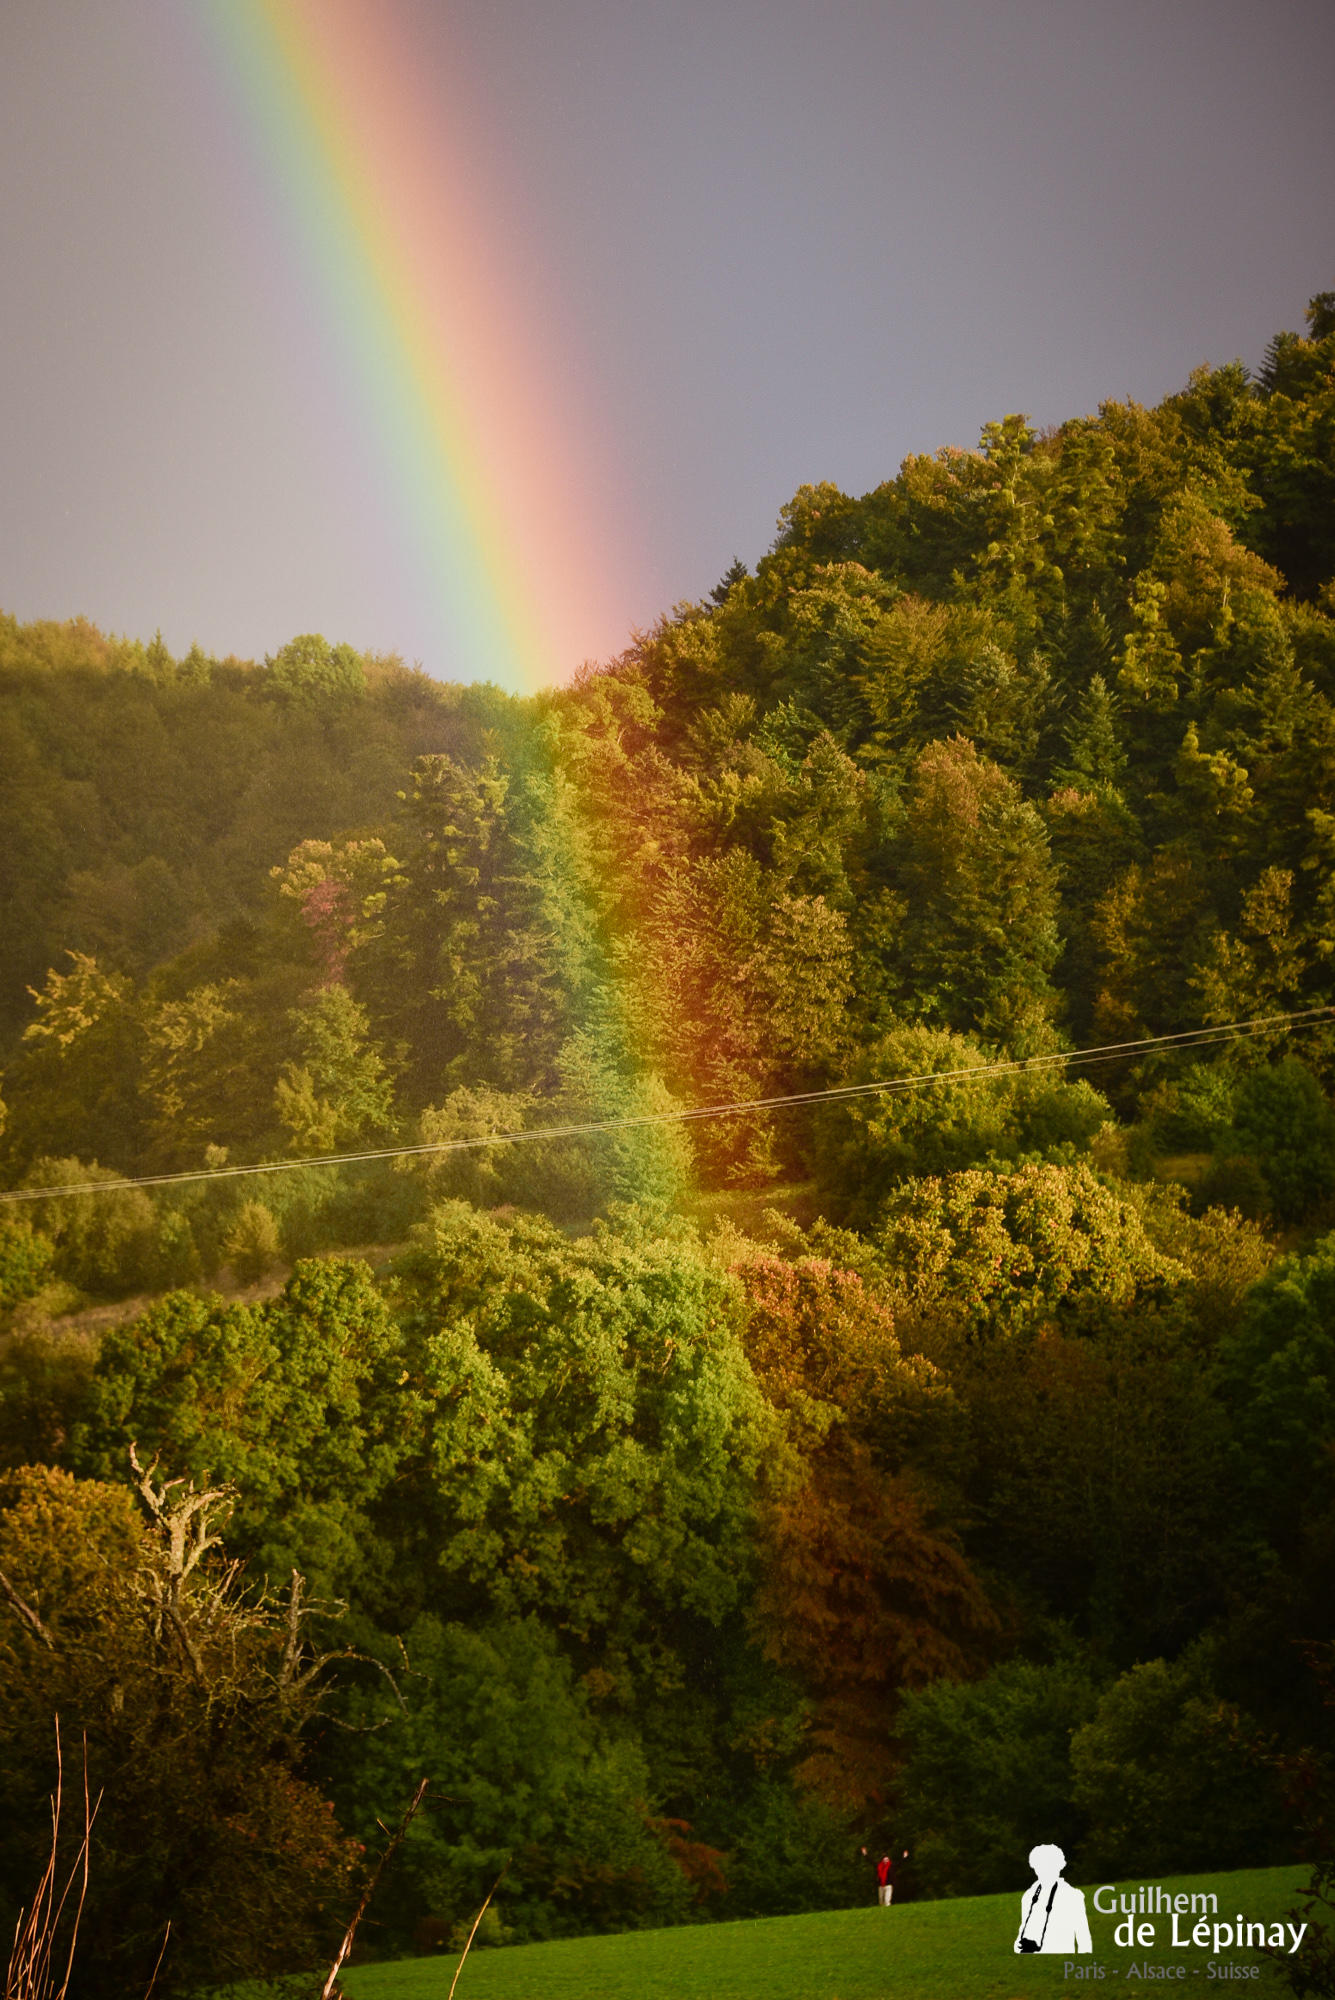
(2, 0), (1333, 688)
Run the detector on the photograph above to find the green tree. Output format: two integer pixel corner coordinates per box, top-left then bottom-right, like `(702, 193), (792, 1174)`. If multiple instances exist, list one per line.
(271, 835), (402, 985)
(76, 1258), (409, 1603)
(856, 598), (1004, 766)
(364, 754), (569, 1100)
(274, 984), (395, 1154)
(338, 1614), (696, 1943)
(263, 632), (367, 703)
(140, 981), (276, 1168)
(2, 955), (145, 1173)
(1054, 673), (1126, 789)
(1091, 851), (1218, 1039)
(874, 1162), (1181, 1333)
(19, 1158), (159, 1299)
(0, 1216), (54, 1310)
(946, 641), (1051, 783)
(893, 737), (1062, 1045)
(223, 1198), (281, 1283)
(1246, 291), (1335, 600)
(1213, 1233), (1335, 1543)
(1041, 782), (1143, 1040)
(709, 556), (750, 606)
(1117, 575), (1183, 713)
(546, 1031), (694, 1215)
(1226, 1059), (1335, 1222)
(621, 831), (857, 1185)
(0, 610), (478, 1048)
(947, 1299), (1239, 1658)
(397, 1205), (772, 1672)
(410, 1083), (539, 1212)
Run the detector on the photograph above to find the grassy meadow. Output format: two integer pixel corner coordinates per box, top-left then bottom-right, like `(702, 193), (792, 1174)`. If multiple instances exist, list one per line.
(343, 1867), (1312, 2000)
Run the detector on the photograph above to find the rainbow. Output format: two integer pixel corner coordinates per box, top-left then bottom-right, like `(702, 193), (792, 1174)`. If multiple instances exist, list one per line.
(196, 0), (620, 693)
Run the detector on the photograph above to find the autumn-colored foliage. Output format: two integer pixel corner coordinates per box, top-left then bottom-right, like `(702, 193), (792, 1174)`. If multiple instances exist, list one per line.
(754, 1449), (997, 1809)
(734, 1255), (995, 1808)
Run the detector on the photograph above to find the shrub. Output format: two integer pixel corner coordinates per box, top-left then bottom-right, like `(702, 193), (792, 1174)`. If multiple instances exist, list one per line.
(224, 1200), (281, 1284)
(1070, 1651), (1288, 1876)
(895, 1657), (1101, 1897)
(1227, 1060), (1335, 1223)
(20, 1159), (158, 1298)
(0, 1218), (55, 1310)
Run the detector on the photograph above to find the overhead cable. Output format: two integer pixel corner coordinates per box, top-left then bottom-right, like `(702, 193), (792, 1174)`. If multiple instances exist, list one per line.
(1, 1004), (1329, 1206)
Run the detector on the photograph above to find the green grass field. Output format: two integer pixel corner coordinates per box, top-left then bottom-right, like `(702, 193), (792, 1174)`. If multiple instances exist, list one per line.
(344, 1866), (1313, 2000)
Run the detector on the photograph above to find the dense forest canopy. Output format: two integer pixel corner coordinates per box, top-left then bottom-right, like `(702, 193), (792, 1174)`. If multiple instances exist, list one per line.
(1, 289), (1333, 1994)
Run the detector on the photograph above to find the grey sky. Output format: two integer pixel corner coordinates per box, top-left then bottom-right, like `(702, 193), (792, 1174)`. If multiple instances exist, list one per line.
(2, 0), (1332, 686)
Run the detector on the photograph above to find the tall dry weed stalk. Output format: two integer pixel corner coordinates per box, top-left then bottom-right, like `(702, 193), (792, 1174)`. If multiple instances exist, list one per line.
(4, 1721), (100, 2000)
(445, 1866), (509, 2000)
(321, 1779), (429, 2000)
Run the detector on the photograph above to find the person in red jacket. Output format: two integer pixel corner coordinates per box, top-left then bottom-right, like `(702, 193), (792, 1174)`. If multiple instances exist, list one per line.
(876, 1850), (908, 1905)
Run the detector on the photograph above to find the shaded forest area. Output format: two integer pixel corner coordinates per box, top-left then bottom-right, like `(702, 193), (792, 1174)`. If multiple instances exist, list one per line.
(1, 291), (1334, 1995)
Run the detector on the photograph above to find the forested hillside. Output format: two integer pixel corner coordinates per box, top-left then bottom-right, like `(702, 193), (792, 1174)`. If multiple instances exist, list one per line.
(1, 291), (1333, 1996)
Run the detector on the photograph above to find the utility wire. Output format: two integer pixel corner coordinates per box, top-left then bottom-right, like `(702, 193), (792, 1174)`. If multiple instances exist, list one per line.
(1, 1005), (1330, 1207)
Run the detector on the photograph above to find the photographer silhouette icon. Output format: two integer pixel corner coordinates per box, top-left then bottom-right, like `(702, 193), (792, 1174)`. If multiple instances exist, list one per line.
(1014, 1844), (1092, 1955)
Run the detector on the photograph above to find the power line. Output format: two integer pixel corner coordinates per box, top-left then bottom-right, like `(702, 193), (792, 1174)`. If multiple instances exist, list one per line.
(1, 1005), (1330, 1207)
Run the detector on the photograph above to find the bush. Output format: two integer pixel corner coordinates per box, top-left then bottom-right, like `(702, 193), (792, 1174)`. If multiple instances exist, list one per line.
(275, 1161), (425, 1261)
(224, 1200), (281, 1284)
(1145, 1062), (1239, 1153)
(1194, 1153), (1272, 1222)
(1070, 1650), (1288, 1876)
(712, 1776), (863, 1918)
(0, 1325), (95, 1467)
(0, 1217), (55, 1310)
(151, 1206), (202, 1289)
(20, 1158), (159, 1298)
(1226, 1060), (1335, 1223)
(1213, 1232), (1335, 1535)
(894, 1657), (1101, 1897)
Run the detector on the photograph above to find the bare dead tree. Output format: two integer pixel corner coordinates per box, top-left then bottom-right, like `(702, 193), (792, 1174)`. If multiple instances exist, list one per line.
(127, 1449), (406, 1738)
(128, 1445), (243, 1681)
(0, 1457), (404, 1997)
